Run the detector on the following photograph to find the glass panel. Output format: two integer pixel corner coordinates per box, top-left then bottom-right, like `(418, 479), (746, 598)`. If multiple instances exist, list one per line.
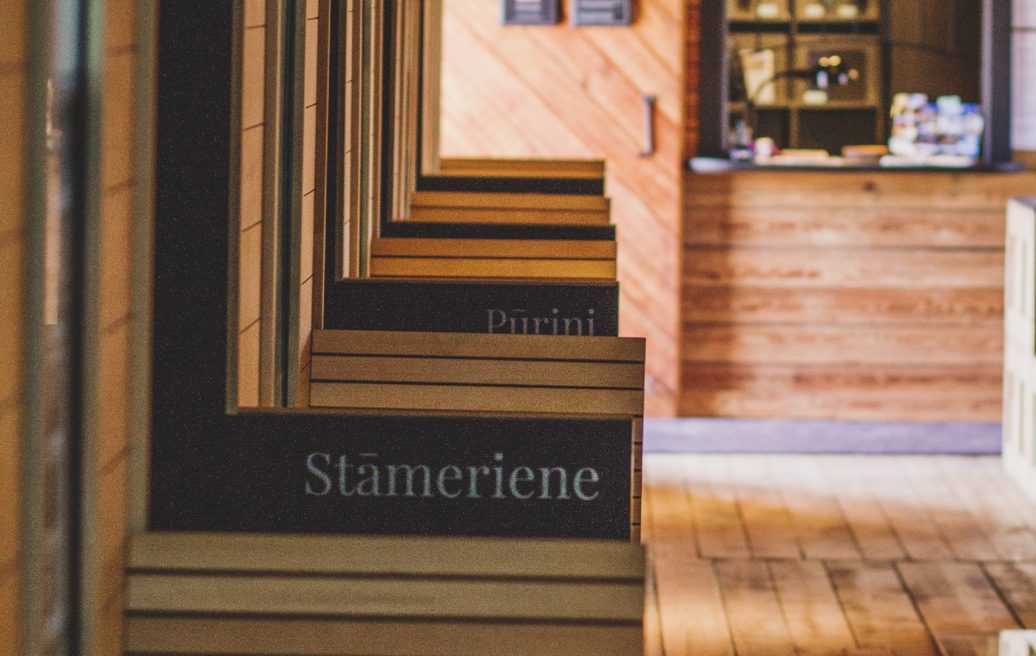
(39, 0), (83, 651)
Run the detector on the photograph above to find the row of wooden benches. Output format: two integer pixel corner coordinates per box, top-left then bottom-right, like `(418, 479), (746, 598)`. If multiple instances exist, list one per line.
(373, 159), (618, 280)
(130, 155), (648, 655)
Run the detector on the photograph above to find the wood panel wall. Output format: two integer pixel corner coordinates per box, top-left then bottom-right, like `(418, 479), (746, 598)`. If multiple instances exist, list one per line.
(237, 0), (267, 408)
(439, 0), (688, 416)
(0, 0), (27, 652)
(682, 170), (1036, 421)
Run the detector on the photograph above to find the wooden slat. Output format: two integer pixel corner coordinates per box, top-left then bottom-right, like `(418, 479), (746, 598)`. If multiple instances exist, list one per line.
(684, 251), (1003, 288)
(125, 617), (642, 655)
(683, 325), (1002, 366)
(309, 382), (644, 415)
(311, 329), (646, 362)
(679, 364), (1002, 421)
(826, 562), (937, 655)
(686, 171), (1036, 212)
(370, 256), (617, 280)
(412, 191), (609, 211)
(685, 206), (1006, 248)
(126, 574), (642, 622)
(769, 561), (856, 656)
(129, 533), (644, 580)
(684, 286), (1004, 325)
(370, 237), (616, 259)
(311, 355), (644, 388)
(407, 206), (610, 226)
(712, 561), (795, 656)
(437, 157), (606, 180)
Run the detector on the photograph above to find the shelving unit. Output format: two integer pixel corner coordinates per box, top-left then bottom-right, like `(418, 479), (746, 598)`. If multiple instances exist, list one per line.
(727, 0), (885, 152)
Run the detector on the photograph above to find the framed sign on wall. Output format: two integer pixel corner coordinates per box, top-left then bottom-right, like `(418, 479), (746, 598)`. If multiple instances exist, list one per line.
(573, 0), (633, 26)
(501, 0), (561, 25)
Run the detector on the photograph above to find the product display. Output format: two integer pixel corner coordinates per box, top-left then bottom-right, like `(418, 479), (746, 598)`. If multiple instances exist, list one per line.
(887, 93), (984, 165)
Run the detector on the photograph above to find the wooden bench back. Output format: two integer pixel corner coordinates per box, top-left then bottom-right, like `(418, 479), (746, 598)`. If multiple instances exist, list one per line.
(369, 238), (618, 280)
(309, 329), (645, 539)
(124, 533), (645, 656)
(408, 190), (612, 226)
(309, 329), (644, 416)
(437, 157), (607, 180)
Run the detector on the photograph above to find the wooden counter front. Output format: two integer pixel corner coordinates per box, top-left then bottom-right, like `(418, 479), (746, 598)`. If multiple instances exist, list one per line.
(682, 169), (1036, 421)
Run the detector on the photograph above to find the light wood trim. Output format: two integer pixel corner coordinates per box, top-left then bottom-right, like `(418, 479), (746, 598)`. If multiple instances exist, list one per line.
(309, 382), (644, 415)
(370, 257), (617, 280)
(409, 207), (611, 226)
(437, 158), (606, 180)
(126, 574), (642, 622)
(128, 0), (159, 531)
(411, 191), (609, 211)
(420, 0), (443, 175)
(128, 533), (645, 579)
(360, 0), (382, 265)
(283, 0), (308, 407)
(311, 355), (644, 388)
(370, 237), (616, 259)
(389, 0), (405, 220)
(258, 0), (286, 407)
(311, 330), (645, 362)
(125, 617), (644, 656)
(405, 0), (421, 209)
(310, 0), (332, 328)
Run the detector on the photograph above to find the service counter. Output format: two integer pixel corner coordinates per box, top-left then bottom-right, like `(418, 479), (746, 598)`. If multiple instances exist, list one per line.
(680, 163), (1036, 421)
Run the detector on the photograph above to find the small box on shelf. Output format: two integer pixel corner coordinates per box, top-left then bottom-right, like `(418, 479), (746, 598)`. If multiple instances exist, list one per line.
(728, 0), (791, 23)
(795, 0), (880, 23)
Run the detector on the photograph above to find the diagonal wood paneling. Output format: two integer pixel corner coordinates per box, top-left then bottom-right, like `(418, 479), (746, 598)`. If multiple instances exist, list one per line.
(440, 0), (693, 416)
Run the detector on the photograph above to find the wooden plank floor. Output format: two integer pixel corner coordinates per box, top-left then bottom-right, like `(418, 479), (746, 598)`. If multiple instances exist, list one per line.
(643, 455), (1036, 655)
